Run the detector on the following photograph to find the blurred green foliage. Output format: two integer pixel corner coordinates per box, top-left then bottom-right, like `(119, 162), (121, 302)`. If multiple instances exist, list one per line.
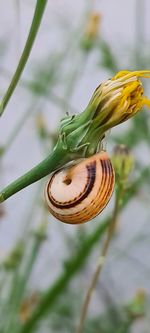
(0, 1), (150, 333)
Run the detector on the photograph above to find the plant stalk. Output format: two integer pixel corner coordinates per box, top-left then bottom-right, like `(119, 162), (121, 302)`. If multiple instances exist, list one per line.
(0, 0), (48, 116)
(0, 142), (68, 202)
(74, 187), (121, 333)
(18, 219), (110, 333)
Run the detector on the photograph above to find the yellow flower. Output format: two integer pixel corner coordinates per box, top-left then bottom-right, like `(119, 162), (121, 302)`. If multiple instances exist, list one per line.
(60, 70), (150, 156)
(90, 70), (150, 133)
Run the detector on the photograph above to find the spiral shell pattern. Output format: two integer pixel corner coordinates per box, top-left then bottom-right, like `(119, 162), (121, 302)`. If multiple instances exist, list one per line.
(45, 151), (115, 224)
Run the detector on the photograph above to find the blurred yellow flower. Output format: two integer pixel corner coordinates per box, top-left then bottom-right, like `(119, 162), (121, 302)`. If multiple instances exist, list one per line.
(81, 12), (101, 50)
(85, 12), (101, 39)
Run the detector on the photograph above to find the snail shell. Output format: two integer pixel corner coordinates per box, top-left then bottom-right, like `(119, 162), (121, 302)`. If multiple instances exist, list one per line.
(45, 151), (115, 224)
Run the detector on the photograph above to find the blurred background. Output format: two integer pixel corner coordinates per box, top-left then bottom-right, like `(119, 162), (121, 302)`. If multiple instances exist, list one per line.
(0, 0), (150, 332)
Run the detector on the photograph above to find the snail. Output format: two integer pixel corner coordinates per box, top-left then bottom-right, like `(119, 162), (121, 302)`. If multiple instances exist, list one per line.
(45, 151), (115, 224)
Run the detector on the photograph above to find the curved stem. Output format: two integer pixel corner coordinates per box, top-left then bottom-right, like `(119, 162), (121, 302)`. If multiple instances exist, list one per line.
(0, 0), (48, 116)
(0, 142), (68, 202)
(74, 184), (123, 333)
(4, 102), (37, 154)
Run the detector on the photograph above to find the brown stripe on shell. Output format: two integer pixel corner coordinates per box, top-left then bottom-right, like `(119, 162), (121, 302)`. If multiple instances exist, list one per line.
(86, 158), (111, 220)
(47, 161), (96, 209)
(97, 158), (114, 209)
(92, 159), (114, 208)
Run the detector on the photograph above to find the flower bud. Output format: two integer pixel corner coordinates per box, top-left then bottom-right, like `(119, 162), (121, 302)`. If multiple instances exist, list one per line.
(81, 12), (101, 50)
(36, 112), (47, 139)
(112, 144), (134, 180)
(125, 289), (146, 319)
(60, 71), (150, 157)
(32, 223), (47, 241)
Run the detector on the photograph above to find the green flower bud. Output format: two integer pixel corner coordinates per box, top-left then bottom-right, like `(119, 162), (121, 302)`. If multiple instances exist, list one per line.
(125, 289), (146, 319)
(32, 223), (47, 241)
(112, 144), (134, 180)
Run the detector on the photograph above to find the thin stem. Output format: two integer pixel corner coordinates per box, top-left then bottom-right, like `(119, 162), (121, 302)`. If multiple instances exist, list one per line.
(5, 238), (43, 333)
(74, 186), (123, 333)
(48, 91), (78, 114)
(0, 0), (48, 116)
(63, 51), (88, 113)
(3, 187), (46, 333)
(0, 141), (68, 202)
(4, 102), (38, 154)
(18, 219), (109, 333)
(0, 66), (78, 114)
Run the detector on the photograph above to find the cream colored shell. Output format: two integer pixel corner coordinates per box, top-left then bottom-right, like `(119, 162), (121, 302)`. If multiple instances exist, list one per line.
(45, 151), (115, 224)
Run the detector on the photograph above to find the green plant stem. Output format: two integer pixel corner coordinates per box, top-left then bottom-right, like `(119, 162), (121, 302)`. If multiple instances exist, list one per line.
(4, 195), (46, 333)
(4, 102), (38, 154)
(0, 141), (68, 202)
(0, 66), (78, 114)
(5, 237), (43, 333)
(4, 142), (49, 333)
(0, 0), (88, 117)
(74, 183), (123, 333)
(0, 0), (48, 116)
(63, 51), (88, 112)
(116, 319), (133, 333)
(99, 39), (119, 74)
(18, 219), (110, 333)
